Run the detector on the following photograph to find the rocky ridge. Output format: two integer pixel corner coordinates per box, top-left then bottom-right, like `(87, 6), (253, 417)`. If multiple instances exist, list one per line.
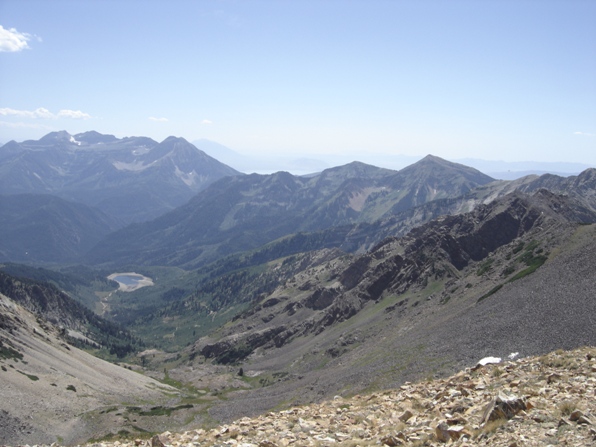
(9, 347), (596, 447)
(196, 189), (596, 366)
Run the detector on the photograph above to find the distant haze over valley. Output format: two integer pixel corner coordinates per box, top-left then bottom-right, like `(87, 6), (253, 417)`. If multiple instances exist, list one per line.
(0, 131), (590, 181)
(192, 138), (594, 179)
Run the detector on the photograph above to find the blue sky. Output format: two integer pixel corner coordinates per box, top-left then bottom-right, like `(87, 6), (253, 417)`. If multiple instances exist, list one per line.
(1, 0), (595, 167)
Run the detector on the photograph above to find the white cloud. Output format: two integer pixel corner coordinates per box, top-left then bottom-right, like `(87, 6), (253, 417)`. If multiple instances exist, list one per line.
(58, 109), (91, 119)
(0, 107), (91, 119)
(0, 25), (34, 52)
(201, 119), (213, 125)
(34, 108), (54, 118)
(0, 107), (52, 118)
(574, 131), (595, 137)
(149, 116), (169, 122)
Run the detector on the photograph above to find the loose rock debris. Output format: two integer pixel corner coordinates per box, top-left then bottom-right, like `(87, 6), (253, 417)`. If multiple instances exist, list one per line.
(5, 347), (596, 447)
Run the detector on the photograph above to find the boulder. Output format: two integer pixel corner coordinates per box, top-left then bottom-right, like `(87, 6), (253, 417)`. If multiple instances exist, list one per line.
(150, 435), (165, 447)
(482, 393), (527, 424)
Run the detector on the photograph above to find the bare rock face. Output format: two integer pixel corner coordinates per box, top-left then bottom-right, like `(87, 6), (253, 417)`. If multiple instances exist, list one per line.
(200, 326), (287, 364)
(303, 286), (338, 310)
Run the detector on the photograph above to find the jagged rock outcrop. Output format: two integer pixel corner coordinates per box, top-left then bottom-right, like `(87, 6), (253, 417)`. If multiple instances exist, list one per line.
(482, 393), (528, 423)
(518, 167), (596, 212)
(200, 326), (287, 364)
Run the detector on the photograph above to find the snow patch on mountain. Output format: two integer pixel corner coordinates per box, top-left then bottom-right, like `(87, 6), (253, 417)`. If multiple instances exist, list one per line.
(50, 165), (68, 176)
(131, 147), (151, 156)
(174, 165), (198, 187)
(112, 160), (151, 172)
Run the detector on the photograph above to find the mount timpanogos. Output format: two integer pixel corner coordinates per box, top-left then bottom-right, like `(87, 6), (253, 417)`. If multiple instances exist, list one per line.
(0, 131), (240, 225)
(0, 131), (595, 446)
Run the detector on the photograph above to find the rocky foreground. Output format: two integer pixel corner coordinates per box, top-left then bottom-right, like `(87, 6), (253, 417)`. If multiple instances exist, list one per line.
(7, 347), (596, 447)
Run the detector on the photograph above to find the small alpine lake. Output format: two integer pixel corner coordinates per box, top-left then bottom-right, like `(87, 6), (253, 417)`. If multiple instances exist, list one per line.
(108, 272), (154, 291)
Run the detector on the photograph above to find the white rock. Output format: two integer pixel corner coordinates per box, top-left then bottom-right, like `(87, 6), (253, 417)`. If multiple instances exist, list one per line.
(477, 356), (502, 366)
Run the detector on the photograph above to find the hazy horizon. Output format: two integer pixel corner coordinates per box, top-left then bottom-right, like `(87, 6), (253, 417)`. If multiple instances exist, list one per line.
(1, 0), (595, 165)
(2, 130), (594, 179)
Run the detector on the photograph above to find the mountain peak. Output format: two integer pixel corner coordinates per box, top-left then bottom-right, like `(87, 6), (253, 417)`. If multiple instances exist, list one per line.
(39, 130), (72, 142)
(421, 154), (444, 161)
(319, 160), (395, 179)
(161, 136), (190, 145)
(403, 153), (494, 182)
(415, 154), (461, 167)
(74, 130), (119, 144)
(0, 131), (242, 226)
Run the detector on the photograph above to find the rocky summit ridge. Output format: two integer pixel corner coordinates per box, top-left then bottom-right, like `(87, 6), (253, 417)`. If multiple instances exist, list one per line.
(7, 346), (596, 447)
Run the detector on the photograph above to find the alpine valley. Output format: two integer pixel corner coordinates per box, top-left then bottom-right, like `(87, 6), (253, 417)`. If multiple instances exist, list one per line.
(1, 131), (595, 446)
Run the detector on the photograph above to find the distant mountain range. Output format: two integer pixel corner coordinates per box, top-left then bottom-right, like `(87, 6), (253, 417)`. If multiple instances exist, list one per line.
(84, 156), (495, 268)
(84, 155), (596, 270)
(456, 158), (595, 180)
(2, 130), (595, 267)
(192, 138), (340, 175)
(0, 131), (241, 224)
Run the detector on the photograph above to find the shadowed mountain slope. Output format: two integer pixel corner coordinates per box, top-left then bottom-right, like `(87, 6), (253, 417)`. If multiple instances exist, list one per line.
(0, 131), (241, 224)
(0, 271), (141, 356)
(0, 194), (122, 263)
